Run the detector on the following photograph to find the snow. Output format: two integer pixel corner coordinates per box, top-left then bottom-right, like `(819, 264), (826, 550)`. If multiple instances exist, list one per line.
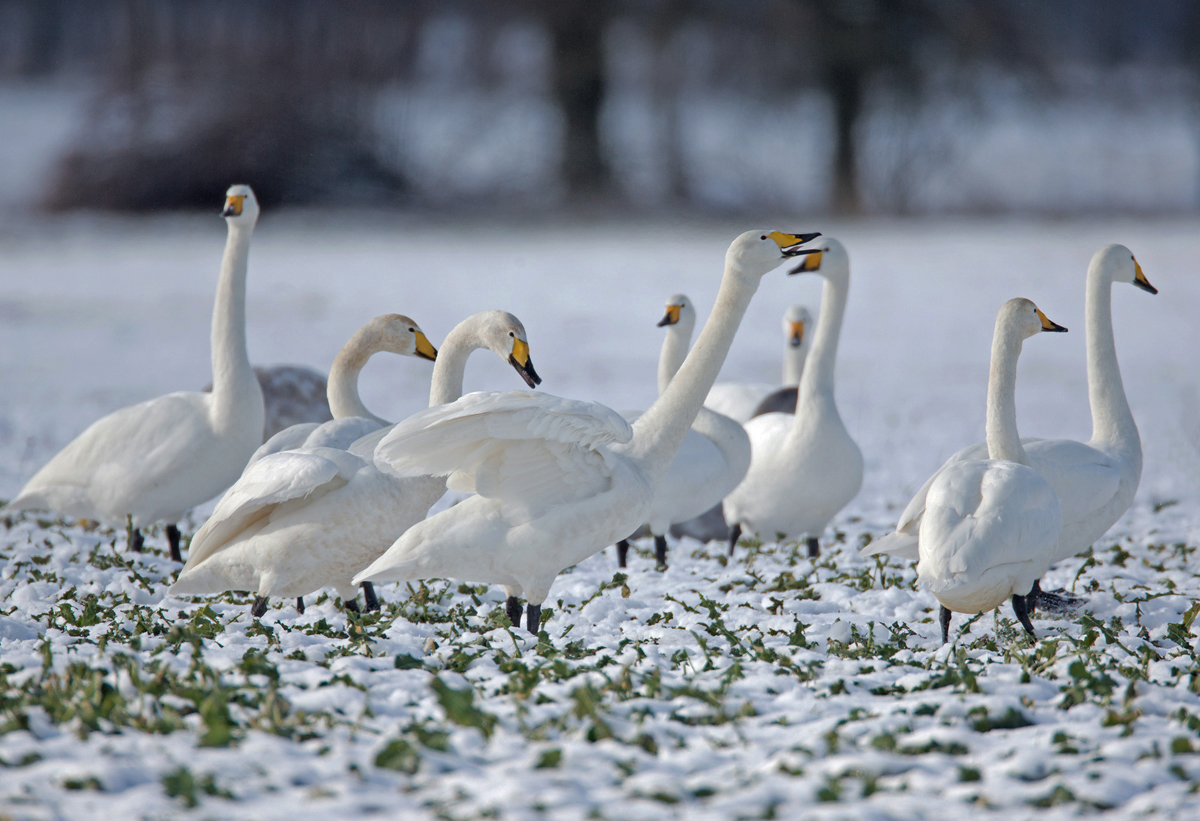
(1, 215), (1199, 819)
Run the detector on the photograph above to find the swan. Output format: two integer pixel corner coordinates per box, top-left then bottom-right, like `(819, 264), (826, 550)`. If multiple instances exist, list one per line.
(353, 230), (821, 635)
(205, 365), (333, 443)
(6, 185), (265, 563)
(614, 294), (752, 568)
(864, 245), (1156, 611)
(920, 298), (1067, 644)
(723, 238), (862, 559)
(169, 310), (540, 617)
(705, 304), (813, 423)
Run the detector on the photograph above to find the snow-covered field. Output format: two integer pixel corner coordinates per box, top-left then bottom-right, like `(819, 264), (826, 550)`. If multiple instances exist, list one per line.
(1, 214), (1198, 819)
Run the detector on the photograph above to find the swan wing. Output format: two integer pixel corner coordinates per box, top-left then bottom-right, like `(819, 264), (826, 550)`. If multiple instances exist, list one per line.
(1025, 439), (1124, 525)
(251, 423), (322, 463)
(303, 417), (384, 451)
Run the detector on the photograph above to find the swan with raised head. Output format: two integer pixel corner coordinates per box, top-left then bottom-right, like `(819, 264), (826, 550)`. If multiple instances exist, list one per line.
(614, 294), (752, 568)
(864, 245), (1156, 611)
(705, 304), (813, 423)
(723, 238), (862, 559)
(6, 185), (265, 563)
(205, 365), (333, 443)
(169, 310), (540, 617)
(353, 230), (820, 634)
(920, 298), (1067, 644)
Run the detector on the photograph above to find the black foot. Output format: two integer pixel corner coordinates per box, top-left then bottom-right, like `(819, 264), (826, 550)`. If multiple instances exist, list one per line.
(362, 582), (381, 612)
(940, 605), (952, 645)
(251, 596), (268, 618)
(1029, 580), (1083, 614)
(526, 603), (541, 636)
(129, 527), (144, 554)
(616, 539), (630, 568)
(296, 597), (305, 614)
(1012, 594), (1036, 639)
(806, 536), (820, 559)
(654, 535), (668, 569)
(166, 524), (182, 563)
(345, 598), (361, 614)
(505, 596), (522, 627)
(727, 523), (742, 556)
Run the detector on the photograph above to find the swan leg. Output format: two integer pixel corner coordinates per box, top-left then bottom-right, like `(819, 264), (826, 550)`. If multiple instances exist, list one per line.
(727, 523), (742, 556)
(166, 524), (182, 563)
(505, 596), (523, 627)
(654, 535), (668, 569)
(362, 582), (381, 612)
(295, 597), (305, 614)
(806, 537), (820, 559)
(344, 598), (361, 614)
(129, 527), (144, 554)
(939, 606), (952, 645)
(251, 596), (268, 618)
(616, 540), (630, 568)
(1028, 580), (1083, 613)
(1011, 594), (1036, 639)
(526, 603), (541, 636)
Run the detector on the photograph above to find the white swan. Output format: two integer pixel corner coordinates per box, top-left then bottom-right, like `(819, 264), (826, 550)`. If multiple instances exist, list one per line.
(169, 310), (539, 616)
(204, 365), (332, 443)
(705, 304), (813, 423)
(614, 294), (752, 568)
(723, 238), (862, 558)
(6, 185), (265, 563)
(864, 245), (1156, 610)
(920, 298), (1067, 644)
(353, 230), (821, 634)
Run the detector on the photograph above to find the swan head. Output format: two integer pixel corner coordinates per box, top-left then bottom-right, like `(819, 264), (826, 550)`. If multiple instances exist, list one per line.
(782, 304), (812, 348)
(222, 184), (259, 226)
(727, 230), (821, 280)
(367, 314), (438, 361)
(1095, 244), (1157, 294)
(657, 293), (696, 331)
(478, 310), (541, 388)
(786, 236), (847, 279)
(999, 298), (1068, 340)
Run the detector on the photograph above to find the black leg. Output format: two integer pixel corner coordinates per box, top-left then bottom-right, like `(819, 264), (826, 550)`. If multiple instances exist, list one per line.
(251, 596), (268, 618)
(616, 540), (630, 568)
(526, 603), (541, 636)
(1012, 594), (1036, 639)
(940, 605), (952, 645)
(654, 535), (668, 568)
(295, 597), (305, 614)
(166, 524), (182, 563)
(129, 527), (144, 554)
(1027, 579), (1041, 614)
(505, 596), (523, 627)
(344, 598), (361, 614)
(727, 523), (742, 556)
(1029, 582), (1084, 613)
(806, 537), (820, 559)
(362, 582), (380, 612)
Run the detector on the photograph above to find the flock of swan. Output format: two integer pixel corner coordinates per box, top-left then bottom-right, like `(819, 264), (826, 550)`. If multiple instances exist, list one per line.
(5, 184), (1158, 644)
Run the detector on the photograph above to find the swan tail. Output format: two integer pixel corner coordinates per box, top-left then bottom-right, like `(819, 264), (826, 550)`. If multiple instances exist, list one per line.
(860, 530), (919, 560)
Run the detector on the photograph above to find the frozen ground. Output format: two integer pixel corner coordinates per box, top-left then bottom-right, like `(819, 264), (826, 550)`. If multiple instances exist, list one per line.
(0, 215), (1198, 819)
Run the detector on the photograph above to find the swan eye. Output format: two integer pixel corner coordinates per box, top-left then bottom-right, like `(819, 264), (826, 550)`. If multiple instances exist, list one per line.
(509, 331), (515, 337)
(760, 235), (767, 240)
(408, 327), (415, 333)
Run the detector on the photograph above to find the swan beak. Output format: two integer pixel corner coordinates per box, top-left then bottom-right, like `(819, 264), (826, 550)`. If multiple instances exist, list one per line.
(1036, 309), (1068, 333)
(767, 231), (822, 256)
(789, 320), (806, 347)
(509, 338), (542, 387)
(1132, 258), (1158, 294)
(222, 195), (245, 217)
(657, 305), (682, 327)
(413, 331), (438, 362)
(787, 249), (823, 274)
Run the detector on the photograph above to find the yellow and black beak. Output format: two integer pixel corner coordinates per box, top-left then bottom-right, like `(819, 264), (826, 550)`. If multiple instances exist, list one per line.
(1036, 308), (1068, 333)
(1132, 257), (1157, 294)
(787, 248), (824, 274)
(414, 331), (438, 362)
(509, 338), (542, 388)
(789, 320), (806, 347)
(766, 231), (822, 257)
(657, 304), (683, 327)
(222, 195), (245, 217)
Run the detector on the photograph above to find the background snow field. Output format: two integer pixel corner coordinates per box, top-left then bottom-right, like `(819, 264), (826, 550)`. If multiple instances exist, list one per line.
(1, 218), (1198, 819)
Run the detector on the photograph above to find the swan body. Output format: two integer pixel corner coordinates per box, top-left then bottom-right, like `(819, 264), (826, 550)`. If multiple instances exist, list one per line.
(354, 230), (821, 632)
(7, 185), (265, 541)
(723, 239), (862, 555)
(865, 245), (1155, 568)
(917, 299), (1067, 642)
(705, 304), (812, 423)
(170, 310), (539, 606)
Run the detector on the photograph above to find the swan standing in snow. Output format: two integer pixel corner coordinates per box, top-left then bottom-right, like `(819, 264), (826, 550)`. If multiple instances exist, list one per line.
(6, 185), (265, 562)
(170, 311), (540, 617)
(352, 230), (820, 635)
(723, 238), (862, 559)
(705, 304), (813, 423)
(919, 299), (1068, 644)
(864, 245), (1156, 611)
(614, 294), (751, 568)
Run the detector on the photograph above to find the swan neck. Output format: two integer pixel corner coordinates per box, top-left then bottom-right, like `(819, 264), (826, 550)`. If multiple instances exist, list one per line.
(429, 318), (485, 407)
(657, 316), (694, 395)
(985, 326), (1027, 464)
(209, 222), (261, 429)
(327, 326), (387, 423)
(1086, 267), (1139, 452)
(794, 271), (847, 416)
(782, 337), (806, 386)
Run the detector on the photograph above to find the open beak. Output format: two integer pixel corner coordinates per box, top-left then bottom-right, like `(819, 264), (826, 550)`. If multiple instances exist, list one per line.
(414, 331), (438, 362)
(1036, 309), (1068, 333)
(787, 248), (824, 274)
(657, 304), (682, 327)
(222, 195), (245, 217)
(789, 320), (806, 347)
(766, 231), (822, 257)
(1132, 258), (1157, 294)
(509, 338), (542, 387)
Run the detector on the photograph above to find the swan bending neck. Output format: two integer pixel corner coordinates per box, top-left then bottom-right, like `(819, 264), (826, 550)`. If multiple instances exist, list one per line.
(429, 318), (485, 407)
(328, 327), (388, 424)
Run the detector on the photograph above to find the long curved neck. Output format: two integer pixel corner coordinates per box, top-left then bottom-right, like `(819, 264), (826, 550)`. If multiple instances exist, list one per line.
(657, 318), (694, 395)
(1086, 266), (1139, 455)
(631, 270), (758, 483)
(327, 327), (388, 424)
(782, 338), (806, 386)
(985, 326), (1027, 464)
(428, 318), (486, 407)
(209, 222), (261, 430)
(793, 272), (847, 420)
